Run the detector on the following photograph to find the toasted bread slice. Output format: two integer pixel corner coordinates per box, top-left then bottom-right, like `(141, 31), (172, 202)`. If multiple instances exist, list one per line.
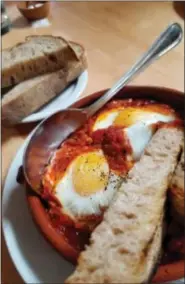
(2, 42), (87, 126)
(65, 126), (183, 284)
(2, 35), (79, 87)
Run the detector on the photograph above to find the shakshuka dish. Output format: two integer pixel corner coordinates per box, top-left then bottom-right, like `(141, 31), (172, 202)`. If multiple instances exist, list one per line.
(33, 99), (184, 265)
(21, 97), (184, 283)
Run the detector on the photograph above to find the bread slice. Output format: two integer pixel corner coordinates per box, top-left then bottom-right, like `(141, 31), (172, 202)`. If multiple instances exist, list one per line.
(2, 42), (87, 126)
(142, 217), (163, 283)
(169, 142), (184, 225)
(65, 126), (183, 284)
(2, 35), (79, 87)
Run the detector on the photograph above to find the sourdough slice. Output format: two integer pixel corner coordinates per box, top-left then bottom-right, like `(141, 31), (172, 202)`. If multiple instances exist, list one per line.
(169, 142), (184, 225)
(65, 126), (183, 284)
(2, 42), (87, 126)
(142, 217), (163, 283)
(2, 35), (79, 87)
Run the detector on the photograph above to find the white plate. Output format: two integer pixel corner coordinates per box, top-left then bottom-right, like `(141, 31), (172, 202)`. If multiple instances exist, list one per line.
(2, 131), (184, 284)
(22, 70), (88, 123)
(2, 133), (75, 283)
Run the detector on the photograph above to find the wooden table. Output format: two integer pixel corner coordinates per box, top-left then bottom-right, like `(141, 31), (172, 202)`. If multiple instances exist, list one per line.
(2, 2), (184, 283)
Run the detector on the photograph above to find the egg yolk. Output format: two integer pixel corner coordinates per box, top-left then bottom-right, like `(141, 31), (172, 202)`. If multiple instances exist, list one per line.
(114, 108), (163, 127)
(72, 151), (109, 197)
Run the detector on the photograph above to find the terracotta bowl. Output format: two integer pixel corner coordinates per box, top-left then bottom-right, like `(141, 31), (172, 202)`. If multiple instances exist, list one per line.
(26, 86), (184, 283)
(17, 1), (50, 21)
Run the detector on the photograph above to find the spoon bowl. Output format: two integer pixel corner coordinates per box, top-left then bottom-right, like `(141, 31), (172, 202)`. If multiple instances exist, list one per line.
(23, 108), (88, 192)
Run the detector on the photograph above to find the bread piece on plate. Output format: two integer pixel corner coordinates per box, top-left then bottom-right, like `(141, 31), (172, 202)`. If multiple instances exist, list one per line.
(2, 35), (79, 87)
(169, 143), (184, 225)
(65, 126), (183, 284)
(2, 42), (87, 126)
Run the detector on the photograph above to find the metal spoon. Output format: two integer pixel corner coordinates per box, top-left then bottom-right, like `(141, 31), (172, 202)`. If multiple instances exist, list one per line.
(23, 23), (182, 193)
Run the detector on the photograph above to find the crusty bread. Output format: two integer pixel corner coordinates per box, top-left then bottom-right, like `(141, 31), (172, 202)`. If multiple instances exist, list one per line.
(2, 35), (79, 87)
(2, 42), (87, 126)
(169, 142), (184, 225)
(65, 126), (183, 284)
(143, 217), (163, 283)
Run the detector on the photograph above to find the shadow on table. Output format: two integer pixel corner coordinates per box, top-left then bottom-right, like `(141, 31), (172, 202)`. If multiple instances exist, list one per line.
(3, 181), (74, 283)
(2, 127), (14, 145)
(11, 15), (31, 29)
(2, 122), (37, 146)
(173, 2), (184, 19)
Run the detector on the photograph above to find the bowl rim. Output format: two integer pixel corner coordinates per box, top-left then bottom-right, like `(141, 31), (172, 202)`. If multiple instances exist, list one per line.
(26, 85), (185, 283)
(17, 1), (50, 11)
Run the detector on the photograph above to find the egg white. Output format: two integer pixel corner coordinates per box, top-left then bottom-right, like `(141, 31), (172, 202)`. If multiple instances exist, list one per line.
(124, 122), (155, 161)
(93, 110), (118, 131)
(54, 150), (121, 220)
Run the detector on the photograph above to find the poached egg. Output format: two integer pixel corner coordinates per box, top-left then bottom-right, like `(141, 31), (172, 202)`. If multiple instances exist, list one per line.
(53, 149), (121, 229)
(93, 105), (176, 160)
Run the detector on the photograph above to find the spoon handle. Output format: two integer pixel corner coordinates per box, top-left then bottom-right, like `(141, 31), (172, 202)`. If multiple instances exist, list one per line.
(86, 23), (182, 117)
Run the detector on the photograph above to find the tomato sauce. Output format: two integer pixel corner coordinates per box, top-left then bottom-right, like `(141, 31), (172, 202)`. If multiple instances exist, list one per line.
(159, 119), (184, 129)
(48, 206), (90, 252)
(92, 126), (133, 173)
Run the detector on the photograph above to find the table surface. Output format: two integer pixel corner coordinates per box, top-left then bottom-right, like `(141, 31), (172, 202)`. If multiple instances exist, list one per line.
(2, 1), (184, 283)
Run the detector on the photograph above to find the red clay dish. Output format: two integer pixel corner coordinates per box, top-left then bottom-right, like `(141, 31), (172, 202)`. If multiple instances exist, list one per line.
(26, 86), (184, 283)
